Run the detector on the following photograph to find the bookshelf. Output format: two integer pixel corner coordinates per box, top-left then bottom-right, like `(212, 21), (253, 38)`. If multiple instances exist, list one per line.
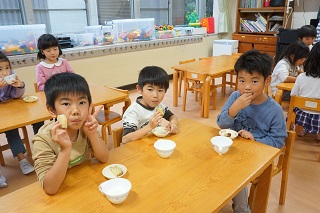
(232, 0), (292, 57)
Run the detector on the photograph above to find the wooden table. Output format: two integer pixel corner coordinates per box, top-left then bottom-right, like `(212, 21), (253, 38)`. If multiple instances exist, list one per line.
(274, 83), (294, 104)
(171, 54), (240, 118)
(0, 119), (280, 213)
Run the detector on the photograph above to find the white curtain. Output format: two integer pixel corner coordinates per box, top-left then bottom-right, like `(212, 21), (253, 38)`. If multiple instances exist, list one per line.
(218, 0), (229, 33)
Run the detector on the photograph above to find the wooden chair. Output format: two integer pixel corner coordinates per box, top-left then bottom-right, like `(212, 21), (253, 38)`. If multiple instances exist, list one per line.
(34, 82), (39, 92)
(0, 127), (31, 166)
(96, 87), (129, 144)
(178, 58), (196, 97)
(249, 130), (296, 206)
(286, 96), (320, 161)
(182, 71), (217, 117)
(112, 127), (123, 148)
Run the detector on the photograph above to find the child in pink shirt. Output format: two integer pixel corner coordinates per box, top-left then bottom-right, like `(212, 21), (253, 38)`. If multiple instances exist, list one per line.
(36, 34), (74, 91)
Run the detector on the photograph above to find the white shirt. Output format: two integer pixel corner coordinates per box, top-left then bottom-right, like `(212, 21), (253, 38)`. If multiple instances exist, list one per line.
(291, 72), (320, 114)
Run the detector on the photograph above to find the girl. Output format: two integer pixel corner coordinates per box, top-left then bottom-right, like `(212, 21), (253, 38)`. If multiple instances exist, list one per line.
(0, 51), (39, 175)
(291, 42), (320, 139)
(270, 40), (309, 101)
(36, 34), (74, 91)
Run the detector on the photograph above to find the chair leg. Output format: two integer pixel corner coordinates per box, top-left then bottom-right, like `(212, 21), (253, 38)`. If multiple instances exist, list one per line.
(178, 71), (183, 97)
(182, 84), (188, 111)
(0, 153), (5, 166)
(21, 127), (31, 156)
(107, 126), (112, 135)
(101, 125), (107, 144)
(279, 164), (289, 204)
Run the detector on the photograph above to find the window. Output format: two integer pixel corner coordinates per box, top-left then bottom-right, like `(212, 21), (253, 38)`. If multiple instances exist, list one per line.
(32, 0), (88, 34)
(0, 0), (25, 25)
(97, 0), (132, 25)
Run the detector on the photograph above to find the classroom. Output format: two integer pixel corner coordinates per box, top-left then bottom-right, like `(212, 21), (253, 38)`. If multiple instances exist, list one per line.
(1, 0), (320, 212)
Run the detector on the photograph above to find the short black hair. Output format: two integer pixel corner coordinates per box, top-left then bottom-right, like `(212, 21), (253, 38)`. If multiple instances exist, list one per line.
(277, 40), (309, 64)
(304, 42), (320, 78)
(0, 51), (11, 69)
(44, 72), (92, 110)
(37, 34), (63, 60)
(138, 66), (169, 91)
(297, 25), (317, 39)
(234, 50), (273, 80)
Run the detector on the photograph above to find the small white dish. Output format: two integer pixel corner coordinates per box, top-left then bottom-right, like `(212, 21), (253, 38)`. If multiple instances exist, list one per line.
(154, 139), (176, 158)
(23, 96), (38, 103)
(219, 129), (238, 139)
(3, 74), (16, 84)
(102, 164), (127, 179)
(152, 126), (170, 137)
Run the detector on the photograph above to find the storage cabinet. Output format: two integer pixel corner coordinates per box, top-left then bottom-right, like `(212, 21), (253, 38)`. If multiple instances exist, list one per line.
(232, 0), (291, 57)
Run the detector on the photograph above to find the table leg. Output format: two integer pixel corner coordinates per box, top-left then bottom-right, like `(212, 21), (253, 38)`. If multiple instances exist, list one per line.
(250, 163), (273, 213)
(203, 76), (211, 118)
(173, 70), (179, 107)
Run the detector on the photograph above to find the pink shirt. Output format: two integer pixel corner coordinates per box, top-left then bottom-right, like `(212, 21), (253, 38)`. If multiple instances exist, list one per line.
(36, 58), (74, 91)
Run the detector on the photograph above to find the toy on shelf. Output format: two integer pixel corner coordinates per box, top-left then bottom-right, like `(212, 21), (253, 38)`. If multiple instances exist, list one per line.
(154, 24), (174, 39)
(188, 11), (201, 28)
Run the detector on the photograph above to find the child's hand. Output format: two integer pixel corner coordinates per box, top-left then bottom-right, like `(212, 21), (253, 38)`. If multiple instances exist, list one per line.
(238, 129), (254, 140)
(0, 78), (6, 88)
(82, 104), (102, 136)
(148, 111), (163, 130)
(234, 93), (253, 110)
(51, 121), (72, 149)
(167, 122), (178, 134)
(11, 76), (24, 88)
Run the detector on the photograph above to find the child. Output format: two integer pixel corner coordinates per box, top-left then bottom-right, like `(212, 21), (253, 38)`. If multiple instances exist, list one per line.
(291, 42), (320, 139)
(122, 66), (178, 144)
(0, 51), (41, 175)
(297, 25), (317, 50)
(36, 34), (74, 91)
(217, 50), (287, 213)
(32, 72), (109, 195)
(270, 40), (309, 101)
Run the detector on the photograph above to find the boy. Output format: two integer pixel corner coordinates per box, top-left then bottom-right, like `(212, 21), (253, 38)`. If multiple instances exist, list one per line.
(217, 50), (287, 213)
(297, 25), (317, 50)
(32, 72), (109, 195)
(122, 66), (178, 144)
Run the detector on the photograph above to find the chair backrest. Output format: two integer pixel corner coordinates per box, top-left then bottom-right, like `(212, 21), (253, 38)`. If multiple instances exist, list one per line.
(184, 71), (207, 83)
(199, 57), (211, 61)
(179, 58), (195, 65)
(286, 96), (320, 130)
(34, 82), (39, 92)
(112, 127), (123, 148)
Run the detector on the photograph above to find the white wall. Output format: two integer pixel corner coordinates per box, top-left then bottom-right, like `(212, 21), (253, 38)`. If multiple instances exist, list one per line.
(291, 0), (319, 28)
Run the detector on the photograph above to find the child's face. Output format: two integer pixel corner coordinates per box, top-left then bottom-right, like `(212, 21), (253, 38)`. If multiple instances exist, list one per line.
(48, 93), (90, 131)
(237, 70), (270, 104)
(137, 84), (166, 108)
(42, 46), (59, 63)
(294, 57), (306, 66)
(0, 61), (11, 78)
(301, 37), (315, 47)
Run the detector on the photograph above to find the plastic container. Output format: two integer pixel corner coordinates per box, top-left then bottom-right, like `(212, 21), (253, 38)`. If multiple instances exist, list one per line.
(101, 26), (116, 45)
(74, 33), (94, 46)
(0, 24), (46, 56)
(84, 25), (103, 45)
(155, 30), (174, 39)
(174, 27), (194, 37)
(108, 18), (155, 43)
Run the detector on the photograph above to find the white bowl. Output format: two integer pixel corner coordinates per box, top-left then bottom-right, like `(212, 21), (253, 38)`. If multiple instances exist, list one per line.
(210, 136), (233, 155)
(152, 126), (170, 137)
(3, 74), (16, 84)
(219, 129), (238, 139)
(154, 139), (176, 158)
(99, 178), (132, 204)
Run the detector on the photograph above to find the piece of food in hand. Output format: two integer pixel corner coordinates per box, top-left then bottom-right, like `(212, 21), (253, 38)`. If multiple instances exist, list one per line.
(57, 114), (68, 129)
(156, 107), (164, 116)
(110, 166), (123, 177)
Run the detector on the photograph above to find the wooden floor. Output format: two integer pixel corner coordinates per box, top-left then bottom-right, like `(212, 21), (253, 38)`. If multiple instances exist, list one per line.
(1, 81), (320, 213)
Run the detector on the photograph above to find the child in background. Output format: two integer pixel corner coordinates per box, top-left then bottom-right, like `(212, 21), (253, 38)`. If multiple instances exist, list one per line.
(270, 40), (309, 101)
(297, 25), (317, 50)
(122, 66), (178, 144)
(0, 51), (41, 175)
(36, 34), (74, 91)
(291, 42), (320, 139)
(217, 50), (287, 213)
(32, 72), (109, 195)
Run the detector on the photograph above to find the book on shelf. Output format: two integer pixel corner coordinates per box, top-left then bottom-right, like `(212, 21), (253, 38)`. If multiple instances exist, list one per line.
(240, 0), (263, 8)
(269, 15), (283, 21)
(269, 22), (281, 32)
